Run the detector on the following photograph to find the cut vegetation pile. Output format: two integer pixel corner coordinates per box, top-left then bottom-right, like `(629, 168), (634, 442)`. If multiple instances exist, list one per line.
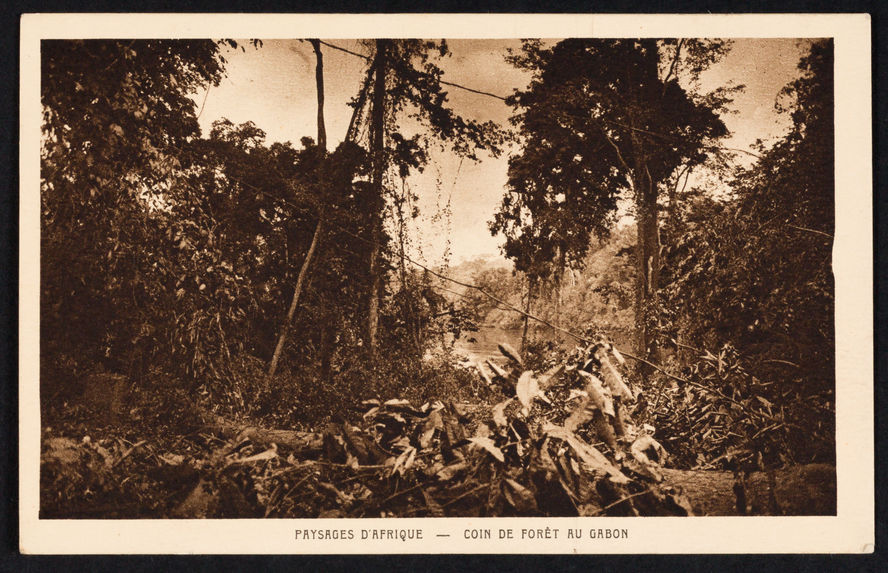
(41, 338), (692, 518)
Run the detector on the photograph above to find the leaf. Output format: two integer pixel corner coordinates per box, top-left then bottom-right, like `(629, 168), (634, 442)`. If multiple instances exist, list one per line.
(577, 370), (614, 416)
(595, 348), (634, 402)
(477, 364), (494, 386)
(436, 461), (467, 481)
(467, 436), (505, 462)
(502, 478), (537, 513)
(567, 388), (587, 402)
(629, 435), (668, 482)
(160, 452), (185, 466)
(610, 345), (627, 366)
(543, 423), (629, 484)
(491, 398), (512, 427)
(486, 359), (509, 380)
(418, 409), (443, 449)
(391, 446), (417, 476)
(497, 342), (523, 367)
(537, 363), (564, 389)
(623, 456), (664, 482)
(636, 434), (666, 464)
(515, 371), (536, 412)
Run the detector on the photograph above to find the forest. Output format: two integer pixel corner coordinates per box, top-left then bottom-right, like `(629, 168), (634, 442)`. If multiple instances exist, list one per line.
(39, 38), (836, 518)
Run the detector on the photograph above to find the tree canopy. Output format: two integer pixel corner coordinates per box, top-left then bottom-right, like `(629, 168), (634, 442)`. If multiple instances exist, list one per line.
(492, 38), (733, 357)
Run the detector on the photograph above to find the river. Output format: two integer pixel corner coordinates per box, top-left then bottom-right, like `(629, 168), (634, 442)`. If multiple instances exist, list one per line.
(452, 325), (525, 365)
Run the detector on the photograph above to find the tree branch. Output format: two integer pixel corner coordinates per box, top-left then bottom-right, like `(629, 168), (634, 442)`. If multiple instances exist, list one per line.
(661, 39), (684, 89)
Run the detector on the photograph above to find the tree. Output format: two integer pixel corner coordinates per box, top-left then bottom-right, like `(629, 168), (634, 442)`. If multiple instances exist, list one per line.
(267, 39), (328, 378)
(494, 39), (733, 361)
(40, 40), (237, 378)
(347, 40), (506, 357)
(660, 40), (835, 463)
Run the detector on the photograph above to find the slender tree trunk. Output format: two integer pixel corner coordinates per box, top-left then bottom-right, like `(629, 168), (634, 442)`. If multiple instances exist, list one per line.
(555, 244), (566, 320)
(267, 223), (322, 378)
(266, 39), (327, 379)
(521, 275), (534, 352)
(366, 39), (388, 357)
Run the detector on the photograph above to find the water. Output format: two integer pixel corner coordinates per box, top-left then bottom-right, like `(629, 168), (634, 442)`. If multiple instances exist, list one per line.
(453, 326), (524, 366)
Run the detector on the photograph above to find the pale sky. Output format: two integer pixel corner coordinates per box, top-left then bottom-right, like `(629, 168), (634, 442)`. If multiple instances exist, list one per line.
(195, 38), (810, 266)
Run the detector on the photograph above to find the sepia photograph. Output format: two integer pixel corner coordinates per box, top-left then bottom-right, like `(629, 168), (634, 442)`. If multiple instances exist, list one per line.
(20, 13), (872, 554)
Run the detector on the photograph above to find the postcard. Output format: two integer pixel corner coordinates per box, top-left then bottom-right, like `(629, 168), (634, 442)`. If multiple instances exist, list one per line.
(20, 13), (873, 553)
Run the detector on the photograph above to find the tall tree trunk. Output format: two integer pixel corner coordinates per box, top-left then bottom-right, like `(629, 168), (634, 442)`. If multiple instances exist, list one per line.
(632, 165), (661, 365)
(310, 39), (327, 151)
(266, 39), (327, 379)
(366, 39), (388, 357)
(396, 187), (421, 352)
(629, 43), (663, 367)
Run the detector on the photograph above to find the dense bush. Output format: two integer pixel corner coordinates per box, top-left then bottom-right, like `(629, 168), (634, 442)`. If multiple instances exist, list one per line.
(654, 40), (835, 467)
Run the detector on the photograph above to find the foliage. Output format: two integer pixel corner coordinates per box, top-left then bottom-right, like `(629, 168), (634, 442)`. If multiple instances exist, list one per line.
(656, 40), (835, 465)
(353, 39), (507, 356)
(493, 38), (733, 357)
(640, 344), (834, 470)
(37, 38), (839, 522)
(42, 337), (697, 518)
(459, 228), (637, 350)
(41, 40), (234, 380)
(368, 40), (506, 165)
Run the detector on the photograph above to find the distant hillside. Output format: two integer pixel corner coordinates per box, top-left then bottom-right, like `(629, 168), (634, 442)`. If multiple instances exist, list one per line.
(437, 228), (637, 350)
(446, 254), (513, 284)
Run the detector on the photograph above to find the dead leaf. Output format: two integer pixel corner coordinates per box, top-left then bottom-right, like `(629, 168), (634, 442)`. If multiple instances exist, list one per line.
(630, 434), (668, 466)
(418, 409), (443, 449)
(543, 423), (628, 484)
(567, 388), (587, 402)
(595, 349), (634, 402)
(436, 461), (467, 481)
(477, 364), (494, 386)
(537, 363), (565, 389)
(467, 437), (505, 462)
(391, 446), (417, 476)
(492, 398), (512, 427)
(515, 371), (536, 412)
(610, 345), (626, 366)
(503, 478), (537, 513)
(160, 452), (185, 466)
(498, 342), (523, 367)
(229, 445), (278, 465)
(577, 370), (614, 416)
(486, 359), (509, 379)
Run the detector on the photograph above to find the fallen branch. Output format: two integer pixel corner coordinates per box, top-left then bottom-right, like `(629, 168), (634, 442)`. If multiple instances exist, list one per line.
(201, 419), (323, 455)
